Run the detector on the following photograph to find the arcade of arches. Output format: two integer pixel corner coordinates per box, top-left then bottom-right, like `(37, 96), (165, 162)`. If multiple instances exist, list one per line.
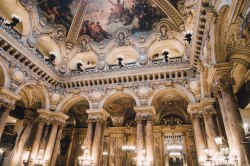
(0, 0), (250, 166)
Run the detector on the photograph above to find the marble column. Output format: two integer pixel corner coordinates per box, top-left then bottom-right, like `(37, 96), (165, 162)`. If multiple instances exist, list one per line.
(216, 92), (234, 151)
(0, 106), (12, 137)
(85, 119), (94, 154)
(28, 120), (45, 166)
(192, 114), (207, 164)
(184, 131), (196, 166)
(10, 110), (35, 166)
(136, 119), (144, 166)
(44, 123), (59, 163)
(91, 120), (103, 166)
(219, 79), (250, 165)
(146, 119), (154, 165)
(50, 125), (63, 166)
(202, 110), (219, 153)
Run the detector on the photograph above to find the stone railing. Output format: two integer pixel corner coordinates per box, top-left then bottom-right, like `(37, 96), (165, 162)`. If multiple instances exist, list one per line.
(0, 21), (194, 90)
(70, 57), (188, 77)
(0, 23), (57, 72)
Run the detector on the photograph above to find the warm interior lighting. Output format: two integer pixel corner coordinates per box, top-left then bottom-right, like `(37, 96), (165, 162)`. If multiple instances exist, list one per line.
(22, 151), (30, 163)
(122, 145), (136, 151)
(166, 145), (183, 150)
(0, 149), (4, 155)
(214, 137), (223, 146)
(102, 152), (108, 156)
(169, 152), (181, 156)
(244, 123), (249, 134)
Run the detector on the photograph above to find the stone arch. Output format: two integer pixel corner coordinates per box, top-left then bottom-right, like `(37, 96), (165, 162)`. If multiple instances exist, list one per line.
(0, 57), (11, 89)
(215, 0), (232, 12)
(100, 90), (138, 127)
(15, 80), (50, 109)
(148, 84), (196, 106)
(149, 84), (194, 124)
(56, 93), (92, 113)
(98, 89), (140, 109)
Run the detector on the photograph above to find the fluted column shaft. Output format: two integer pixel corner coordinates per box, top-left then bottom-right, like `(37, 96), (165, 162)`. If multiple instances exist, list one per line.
(203, 111), (219, 153)
(91, 120), (103, 166)
(28, 121), (45, 165)
(146, 120), (154, 165)
(10, 111), (34, 166)
(85, 119), (94, 153)
(217, 93), (234, 151)
(44, 123), (59, 163)
(220, 84), (250, 165)
(136, 119), (144, 166)
(50, 125), (63, 166)
(0, 107), (12, 137)
(192, 115), (206, 164)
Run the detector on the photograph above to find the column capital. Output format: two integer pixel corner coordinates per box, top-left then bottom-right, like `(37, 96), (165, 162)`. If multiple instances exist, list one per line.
(37, 109), (69, 125)
(187, 103), (203, 114)
(37, 109), (52, 123)
(86, 109), (110, 121)
(0, 88), (21, 105)
(200, 98), (215, 109)
(24, 110), (36, 124)
(202, 109), (216, 119)
(134, 106), (156, 119)
(191, 113), (203, 121)
(51, 112), (69, 126)
(207, 62), (234, 85)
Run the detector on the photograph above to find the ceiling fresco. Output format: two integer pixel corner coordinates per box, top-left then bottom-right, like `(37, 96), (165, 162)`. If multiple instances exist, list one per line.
(37, 0), (167, 42)
(38, 0), (74, 30)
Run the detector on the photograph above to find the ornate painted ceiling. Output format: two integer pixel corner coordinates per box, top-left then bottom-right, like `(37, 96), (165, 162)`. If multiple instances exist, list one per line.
(38, 0), (168, 42)
(0, 0), (196, 74)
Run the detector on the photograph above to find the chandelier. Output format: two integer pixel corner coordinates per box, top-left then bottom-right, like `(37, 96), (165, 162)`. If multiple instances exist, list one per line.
(122, 145), (136, 152)
(78, 146), (93, 166)
(202, 137), (238, 166)
(243, 123), (250, 144)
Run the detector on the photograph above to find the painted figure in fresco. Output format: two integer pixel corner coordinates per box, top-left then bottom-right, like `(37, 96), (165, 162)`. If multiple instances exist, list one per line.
(78, 0), (166, 42)
(108, 0), (125, 21)
(81, 20), (109, 42)
(38, 0), (73, 30)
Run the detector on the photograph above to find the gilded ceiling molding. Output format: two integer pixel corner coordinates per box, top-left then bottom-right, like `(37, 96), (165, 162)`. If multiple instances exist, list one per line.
(152, 0), (184, 28)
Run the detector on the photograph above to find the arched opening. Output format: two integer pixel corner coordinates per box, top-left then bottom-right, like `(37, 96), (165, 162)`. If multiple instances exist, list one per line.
(56, 98), (90, 166)
(152, 91), (194, 166)
(1, 84), (46, 165)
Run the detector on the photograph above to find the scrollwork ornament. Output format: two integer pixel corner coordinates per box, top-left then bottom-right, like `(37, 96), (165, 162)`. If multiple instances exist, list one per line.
(27, 28), (40, 48)
(115, 31), (129, 47)
(97, 53), (106, 70)
(57, 63), (69, 75)
(19, 0), (35, 9)
(139, 47), (148, 65)
(78, 36), (91, 52)
(50, 26), (66, 44)
(137, 86), (152, 99)
(88, 90), (104, 103)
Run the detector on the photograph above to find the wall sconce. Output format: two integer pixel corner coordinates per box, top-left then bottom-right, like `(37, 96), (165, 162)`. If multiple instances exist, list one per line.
(162, 49), (169, 63)
(6, 14), (22, 28)
(76, 61), (83, 71)
(184, 32), (192, 44)
(117, 57), (124, 68)
(0, 149), (4, 156)
(243, 123), (250, 143)
(45, 52), (56, 65)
